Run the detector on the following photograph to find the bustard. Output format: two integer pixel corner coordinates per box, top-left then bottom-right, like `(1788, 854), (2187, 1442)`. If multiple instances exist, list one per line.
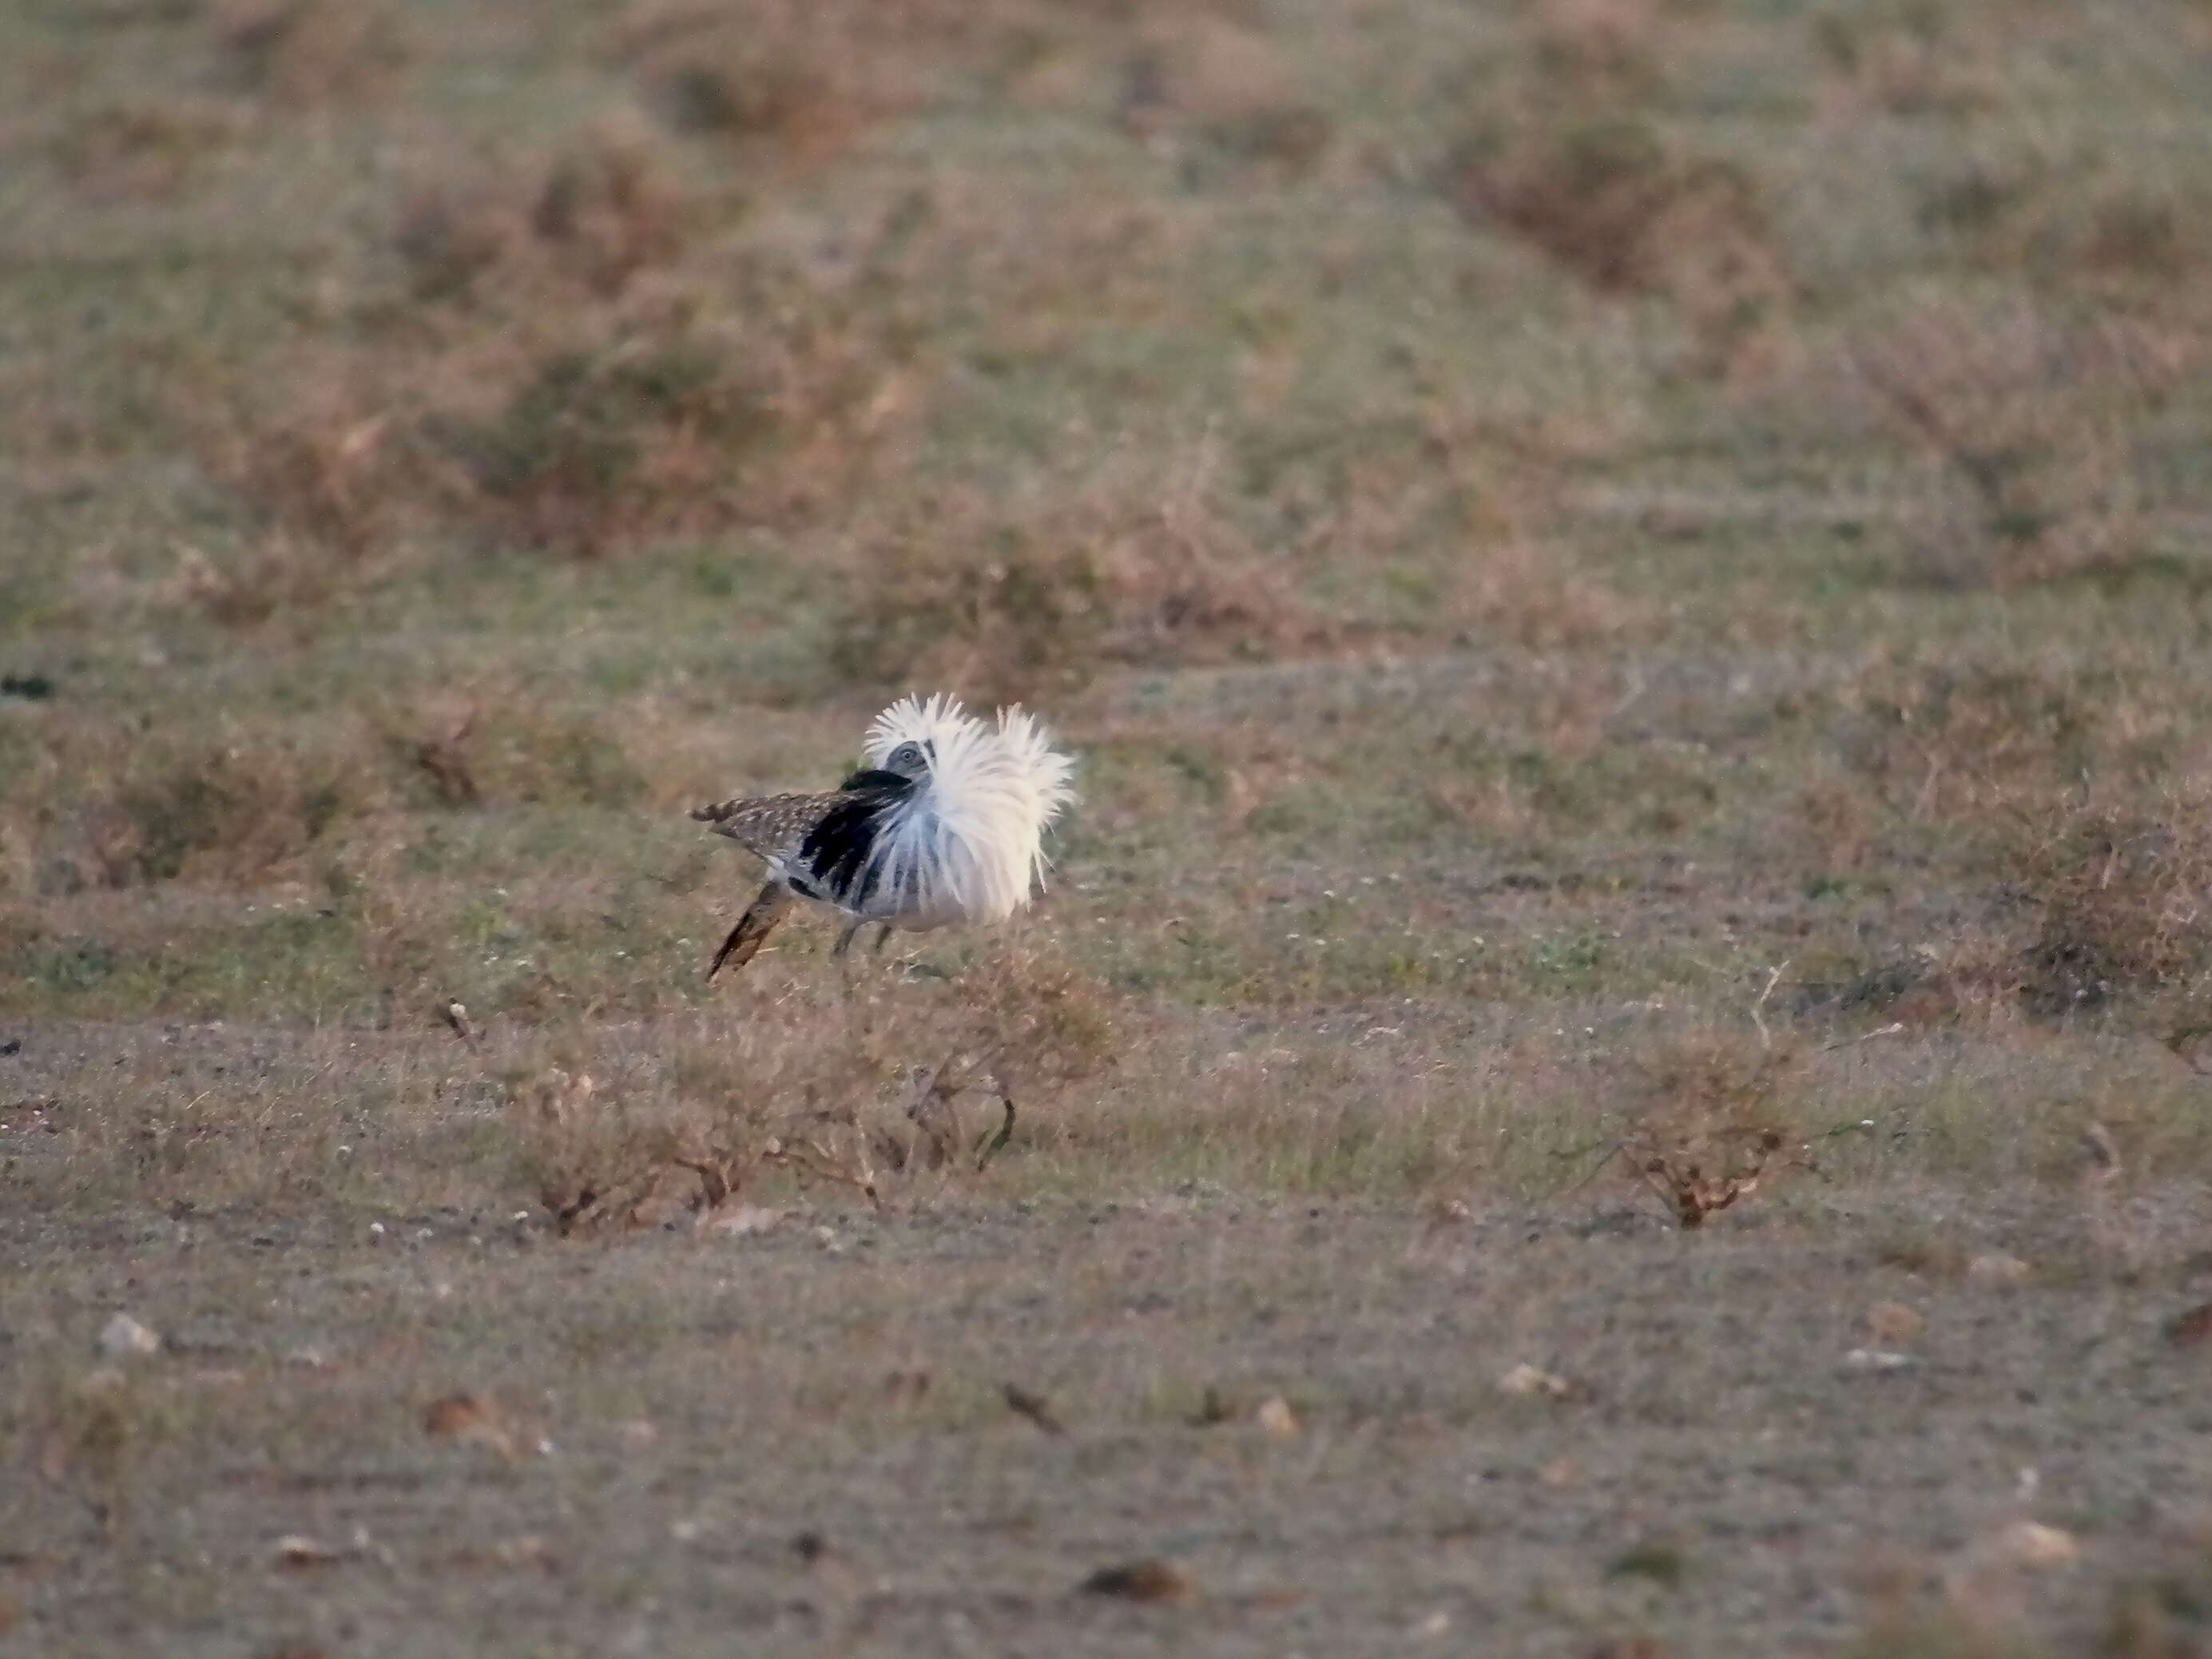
(690, 695), (1075, 980)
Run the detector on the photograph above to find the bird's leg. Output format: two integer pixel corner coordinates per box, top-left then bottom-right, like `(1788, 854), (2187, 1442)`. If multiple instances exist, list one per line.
(832, 918), (873, 1037)
(872, 923), (894, 958)
(973, 1071), (1016, 1172)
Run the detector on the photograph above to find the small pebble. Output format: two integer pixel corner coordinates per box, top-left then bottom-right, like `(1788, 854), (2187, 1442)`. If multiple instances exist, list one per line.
(98, 1313), (160, 1360)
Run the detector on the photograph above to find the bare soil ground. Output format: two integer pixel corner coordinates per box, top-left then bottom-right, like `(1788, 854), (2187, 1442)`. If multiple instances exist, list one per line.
(6, 0), (2212, 1653)
(6, 1050), (2211, 1659)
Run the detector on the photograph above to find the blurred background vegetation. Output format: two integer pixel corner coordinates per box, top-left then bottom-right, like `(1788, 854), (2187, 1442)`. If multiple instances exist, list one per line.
(2, 0), (2210, 1054)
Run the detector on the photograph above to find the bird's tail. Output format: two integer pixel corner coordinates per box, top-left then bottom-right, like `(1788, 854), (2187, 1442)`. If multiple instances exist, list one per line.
(708, 880), (795, 979)
(690, 796), (751, 835)
(689, 792), (829, 863)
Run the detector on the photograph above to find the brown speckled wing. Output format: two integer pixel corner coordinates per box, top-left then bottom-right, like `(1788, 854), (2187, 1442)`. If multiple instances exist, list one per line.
(690, 791), (839, 864)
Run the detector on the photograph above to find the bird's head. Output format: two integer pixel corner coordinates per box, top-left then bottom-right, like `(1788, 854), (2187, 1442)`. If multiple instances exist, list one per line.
(866, 693), (972, 773)
(880, 738), (933, 780)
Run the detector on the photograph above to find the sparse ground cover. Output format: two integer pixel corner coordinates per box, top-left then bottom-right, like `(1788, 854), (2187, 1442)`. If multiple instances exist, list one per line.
(5, 1), (2212, 1653)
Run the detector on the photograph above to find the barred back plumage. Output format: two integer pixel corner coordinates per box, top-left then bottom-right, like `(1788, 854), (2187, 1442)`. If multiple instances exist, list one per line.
(691, 695), (1074, 979)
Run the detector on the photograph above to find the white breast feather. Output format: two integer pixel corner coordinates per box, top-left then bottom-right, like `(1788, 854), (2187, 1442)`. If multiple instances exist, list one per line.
(860, 694), (1076, 927)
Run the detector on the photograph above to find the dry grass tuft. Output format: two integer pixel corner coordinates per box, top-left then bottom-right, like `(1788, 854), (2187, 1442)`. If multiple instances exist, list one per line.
(431, 322), (772, 558)
(1525, 0), (1686, 97)
(30, 1368), (145, 1539)
(1447, 538), (1657, 652)
(1830, 654), (2104, 824)
(393, 191), (898, 558)
(1818, 770), (2212, 1034)
(919, 942), (1117, 1105)
(373, 695), (645, 811)
(1448, 109), (1789, 371)
(498, 944), (1114, 1231)
(173, 539), (338, 631)
(2000, 783), (2212, 1025)
(1814, 650), (2212, 1029)
(3, 717), (371, 895)
(1118, 14), (1332, 180)
(831, 456), (1324, 701)
(212, 0), (410, 109)
(2099, 1526), (2212, 1657)
(391, 183), (522, 309)
(524, 125), (695, 301)
(389, 123), (696, 309)
(0, 695), (643, 901)
(503, 1062), (685, 1235)
(1918, 157), (2212, 304)
(1844, 1605), (2039, 1659)
(1812, 2), (1999, 121)
(2071, 184), (2206, 291)
(185, 406), (414, 623)
(179, 121), (903, 585)
(1599, 1025), (1805, 1227)
(1621, 1023), (1804, 1130)
(93, 741), (359, 890)
(192, 133), (710, 599)
(47, 98), (244, 200)
(1450, 115), (1728, 294)
(617, 1), (896, 165)
(1847, 297), (2192, 588)
(250, 261), (877, 577)
(207, 370), (400, 566)
(168, 104), (917, 599)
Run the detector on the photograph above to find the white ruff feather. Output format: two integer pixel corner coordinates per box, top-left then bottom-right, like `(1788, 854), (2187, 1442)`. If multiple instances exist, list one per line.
(860, 694), (1076, 928)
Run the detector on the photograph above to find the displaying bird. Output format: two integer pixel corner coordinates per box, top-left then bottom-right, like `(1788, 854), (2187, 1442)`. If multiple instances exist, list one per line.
(690, 694), (1075, 980)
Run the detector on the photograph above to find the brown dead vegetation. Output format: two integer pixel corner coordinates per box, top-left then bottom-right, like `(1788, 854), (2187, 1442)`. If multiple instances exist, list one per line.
(378, 695), (646, 812)
(210, 0), (410, 109)
(429, 321), (774, 558)
(1450, 114), (1757, 297)
(1116, 13), (1333, 180)
(1797, 649), (2212, 1034)
(606, 0), (1284, 174)
(202, 366), (401, 569)
(1446, 538), (1658, 653)
(388, 122), (696, 312)
(612, 0), (905, 166)
(1829, 655), (2109, 825)
(1805, 666), (2212, 1034)
(46, 98), (244, 200)
(0, 697), (648, 899)
(1574, 1025), (1807, 1228)
(1846, 297), (2194, 589)
(499, 945), (1114, 1232)
(829, 461), (1326, 701)
(1527, 0), (1678, 101)
(198, 131), (911, 589)
(1811, 1), (2000, 121)
(1917, 157), (2212, 308)
(518, 125), (695, 303)
(0, 719), (369, 896)
(2000, 783), (2212, 1027)
(1447, 109), (1789, 372)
